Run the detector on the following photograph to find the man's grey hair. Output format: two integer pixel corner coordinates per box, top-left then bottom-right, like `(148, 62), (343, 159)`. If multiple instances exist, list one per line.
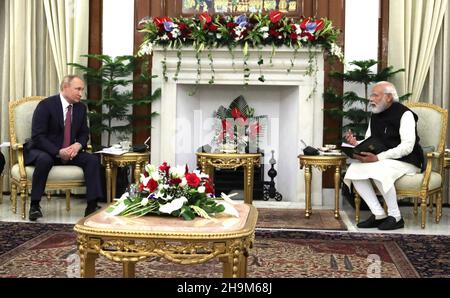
(374, 81), (399, 102)
(60, 75), (83, 91)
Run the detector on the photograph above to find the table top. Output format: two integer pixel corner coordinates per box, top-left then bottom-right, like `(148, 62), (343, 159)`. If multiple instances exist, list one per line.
(298, 154), (347, 161)
(102, 151), (150, 160)
(74, 203), (258, 239)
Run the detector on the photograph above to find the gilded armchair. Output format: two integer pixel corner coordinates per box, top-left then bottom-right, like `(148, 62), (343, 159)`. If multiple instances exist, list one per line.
(9, 96), (89, 219)
(355, 102), (448, 229)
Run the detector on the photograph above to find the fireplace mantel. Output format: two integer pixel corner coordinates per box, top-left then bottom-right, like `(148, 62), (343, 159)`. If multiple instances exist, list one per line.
(150, 46), (326, 206)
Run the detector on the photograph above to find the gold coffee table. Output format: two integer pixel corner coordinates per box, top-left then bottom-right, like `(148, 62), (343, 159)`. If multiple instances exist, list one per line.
(74, 204), (258, 278)
(298, 154), (347, 219)
(196, 153), (262, 204)
(103, 151), (150, 203)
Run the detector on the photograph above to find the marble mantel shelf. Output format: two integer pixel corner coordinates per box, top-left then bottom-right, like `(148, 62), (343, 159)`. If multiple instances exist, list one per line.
(152, 46), (324, 85)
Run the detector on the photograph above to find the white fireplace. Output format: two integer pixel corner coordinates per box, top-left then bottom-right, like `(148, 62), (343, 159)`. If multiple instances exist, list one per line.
(151, 46), (325, 206)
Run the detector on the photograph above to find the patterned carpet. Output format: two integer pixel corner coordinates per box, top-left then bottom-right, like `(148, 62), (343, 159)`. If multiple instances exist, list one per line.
(0, 222), (448, 278)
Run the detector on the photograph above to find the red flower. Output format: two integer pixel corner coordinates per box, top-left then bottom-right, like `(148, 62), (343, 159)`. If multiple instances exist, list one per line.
(290, 32), (298, 40)
(231, 107), (242, 119)
(177, 22), (187, 31)
(227, 22), (237, 29)
(139, 183), (145, 192)
(199, 12), (212, 24)
(269, 29), (280, 37)
(185, 173), (201, 188)
(154, 16), (171, 26)
(159, 162), (170, 174)
(269, 11), (283, 24)
(146, 178), (158, 192)
(300, 18), (310, 30)
(301, 31), (315, 41)
(249, 122), (261, 139)
(204, 181), (214, 194)
(208, 24), (218, 31)
(315, 19), (325, 32)
(170, 178), (182, 185)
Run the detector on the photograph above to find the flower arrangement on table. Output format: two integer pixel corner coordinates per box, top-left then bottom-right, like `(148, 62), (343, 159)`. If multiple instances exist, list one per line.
(212, 95), (267, 153)
(107, 162), (239, 220)
(137, 11), (343, 85)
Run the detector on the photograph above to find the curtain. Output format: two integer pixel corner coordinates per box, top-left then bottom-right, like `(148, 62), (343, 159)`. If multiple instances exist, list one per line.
(389, 0), (448, 101)
(420, 5), (450, 203)
(43, 0), (89, 82)
(0, 0), (59, 191)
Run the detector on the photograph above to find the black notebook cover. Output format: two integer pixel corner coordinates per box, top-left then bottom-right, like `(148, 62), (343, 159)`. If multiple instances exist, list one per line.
(341, 137), (388, 158)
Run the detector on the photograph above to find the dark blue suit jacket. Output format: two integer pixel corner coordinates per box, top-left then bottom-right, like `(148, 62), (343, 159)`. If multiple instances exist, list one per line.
(25, 94), (90, 163)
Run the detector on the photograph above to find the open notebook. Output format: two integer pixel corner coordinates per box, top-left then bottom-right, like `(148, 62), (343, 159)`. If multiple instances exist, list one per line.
(341, 136), (388, 158)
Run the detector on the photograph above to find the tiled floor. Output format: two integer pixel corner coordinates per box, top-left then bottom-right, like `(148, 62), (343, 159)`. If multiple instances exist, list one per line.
(0, 194), (448, 235)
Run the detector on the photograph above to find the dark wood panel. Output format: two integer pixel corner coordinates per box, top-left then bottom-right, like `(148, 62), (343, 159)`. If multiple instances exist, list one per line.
(302, 0), (314, 17)
(88, 0), (103, 146)
(379, 0), (389, 71)
(133, 0), (153, 145)
(316, 0), (329, 17)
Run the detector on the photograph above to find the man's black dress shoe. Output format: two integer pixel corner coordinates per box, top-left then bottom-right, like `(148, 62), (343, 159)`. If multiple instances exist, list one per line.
(378, 216), (404, 230)
(29, 204), (43, 221)
(84, 203), (101, 217)
(356, 214), (387, 228)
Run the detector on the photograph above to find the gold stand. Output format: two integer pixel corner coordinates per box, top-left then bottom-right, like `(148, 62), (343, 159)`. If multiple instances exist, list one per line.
(298, 155), (347, 219)
(196, 153), (261, 204)
(103, 151), (150, 203)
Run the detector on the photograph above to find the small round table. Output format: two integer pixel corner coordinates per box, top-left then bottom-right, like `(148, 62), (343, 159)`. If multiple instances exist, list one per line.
(298, 154), (347, 219)
(196, 153), (261, 205)
(103, 151), (150, 203)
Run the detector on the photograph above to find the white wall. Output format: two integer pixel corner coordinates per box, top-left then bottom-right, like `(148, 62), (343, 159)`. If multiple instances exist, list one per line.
(344, 0), (380, 120)
(102, 0), (135, 146)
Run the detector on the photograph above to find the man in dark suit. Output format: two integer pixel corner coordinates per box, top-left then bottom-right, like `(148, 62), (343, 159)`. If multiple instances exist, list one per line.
(24, 75), (103, 220)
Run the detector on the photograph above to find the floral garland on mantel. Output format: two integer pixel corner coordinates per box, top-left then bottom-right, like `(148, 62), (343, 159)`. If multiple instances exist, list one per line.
(137, 11), (343, 87)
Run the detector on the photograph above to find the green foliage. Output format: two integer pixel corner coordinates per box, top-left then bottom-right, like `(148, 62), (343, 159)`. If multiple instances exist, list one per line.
(324, 59), (410, 139)
(68, 54), (160, 148)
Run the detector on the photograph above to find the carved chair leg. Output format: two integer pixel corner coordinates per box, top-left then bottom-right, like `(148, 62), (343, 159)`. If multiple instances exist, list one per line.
(420, 196), (427, 229)
(413, 197), (418, 216)
(21, 187), (27, 219)
(11, 183), (17, 214)
(436, 192), (442, 223)
(65, 189), (71, 212)
(429, 194), (434, 214)
(0, 174), (3, 204)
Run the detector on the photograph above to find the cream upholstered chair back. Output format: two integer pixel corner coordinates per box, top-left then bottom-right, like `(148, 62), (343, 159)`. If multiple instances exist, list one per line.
(9, 96), (45, 146)
(406, 102), (448, 155)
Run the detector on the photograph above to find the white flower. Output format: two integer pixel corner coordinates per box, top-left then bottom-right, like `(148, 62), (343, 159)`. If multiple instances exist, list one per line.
(141, 196), (149, 206)
(137, 41), (153, 57)
(293, 24), (302, 35)
(141, 176), (151, 187)
(151, 171), (161, 181)
(159, 197), (188, 214)
(107, 201), (128, 216)
(172, 28), (180, 38)
(180, 177), (188, 187)
(260, 26), (269, 32)
(198, 186), (206, 193)
(330, 43), (344, 62)
(262, 32), (269, 39)
(145, 164), (157, 175)
(118, 192), (129, 203)
(170, 165), (185, 179)
(161, 34), (169, 41)
(217, 201), (239, 218)
(216, 33), (222, 39)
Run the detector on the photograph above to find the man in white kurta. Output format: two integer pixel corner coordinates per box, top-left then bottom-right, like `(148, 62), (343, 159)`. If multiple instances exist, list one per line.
(344, 82), (423, 230)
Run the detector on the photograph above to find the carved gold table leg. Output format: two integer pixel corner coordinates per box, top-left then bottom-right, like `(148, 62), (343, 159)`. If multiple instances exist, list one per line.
(334, 165), (341, 219)
(21, 186), (27, 219)
(134, 162), (141, 184)
(304, 165), (312, 218)
(106, 161), (112, 203)
(111, 166), (118, 201)
(123, 261), (136, 278)
(244, 159), (254, 205)
(80, 251), (98, 278)
(220, 256), (233, 278)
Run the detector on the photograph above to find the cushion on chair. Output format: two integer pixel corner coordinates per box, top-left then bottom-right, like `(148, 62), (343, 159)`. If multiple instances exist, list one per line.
(412, 107), (443, 151)
(11, 164), (85, 181)
(13, 101), (41, 144)
(395, 171), (442, 192)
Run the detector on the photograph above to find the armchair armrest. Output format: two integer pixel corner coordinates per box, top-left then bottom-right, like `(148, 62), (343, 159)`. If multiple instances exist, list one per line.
(11, 143), (27, 179)
(421, 151), (444, 192)
(86, 144), (93, 153)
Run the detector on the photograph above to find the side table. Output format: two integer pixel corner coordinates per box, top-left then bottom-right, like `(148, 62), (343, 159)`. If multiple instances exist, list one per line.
(298, 154), (347, 219)
(196, 153), (261, 205)
(103, 151), (150, 203)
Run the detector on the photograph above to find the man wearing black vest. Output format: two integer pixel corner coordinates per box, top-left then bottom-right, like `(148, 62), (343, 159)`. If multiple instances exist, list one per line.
(344, 81), (424, 230)
(24, 75), (103, 221)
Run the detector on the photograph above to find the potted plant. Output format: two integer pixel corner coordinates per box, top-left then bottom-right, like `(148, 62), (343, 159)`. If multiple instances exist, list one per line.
(69, 54), (160, 150)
